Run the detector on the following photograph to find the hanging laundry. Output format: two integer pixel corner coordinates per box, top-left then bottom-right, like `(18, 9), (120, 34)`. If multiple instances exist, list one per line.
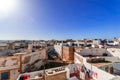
(23, 74), (30, 80)
(110, 67), (113, 74)
(93, 72), (98, 80)
(85, 71), (90, 80)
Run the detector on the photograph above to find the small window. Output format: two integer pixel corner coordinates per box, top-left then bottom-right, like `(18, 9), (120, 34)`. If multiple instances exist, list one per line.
(103, 53), (108, 56)
(1, 72), (10, 80)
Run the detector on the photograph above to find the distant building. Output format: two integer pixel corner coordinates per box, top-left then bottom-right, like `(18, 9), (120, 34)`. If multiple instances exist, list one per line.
(107, 40), (119, 46)
(93, 39), (101, 45)
(0, 43), (9, 51)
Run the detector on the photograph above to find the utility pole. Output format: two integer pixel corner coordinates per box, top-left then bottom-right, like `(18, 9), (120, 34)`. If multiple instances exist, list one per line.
(20, 55), (22, 73)
(90, 48), (93, 70)
(43, 59), (46, 80)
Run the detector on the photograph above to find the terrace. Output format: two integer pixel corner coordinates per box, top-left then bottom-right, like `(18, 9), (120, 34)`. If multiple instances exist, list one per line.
(17, 66), (68, 80)
(86, 57), (112, 68)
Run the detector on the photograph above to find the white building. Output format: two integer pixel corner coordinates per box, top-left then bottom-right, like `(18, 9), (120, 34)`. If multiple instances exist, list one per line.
(54, 44), (62, 57)
(107, 41), (119, 46)
(93, 39), (101, 45)
(74, 52), (116, 80)
(54, 43), (68, 57)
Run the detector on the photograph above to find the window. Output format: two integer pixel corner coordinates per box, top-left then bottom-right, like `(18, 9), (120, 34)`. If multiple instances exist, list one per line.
(1, 71), (10, 80)
(109, 41), (114, 43)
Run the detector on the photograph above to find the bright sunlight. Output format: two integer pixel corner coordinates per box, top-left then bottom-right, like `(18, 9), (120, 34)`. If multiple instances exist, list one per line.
(0, 0), (18, 14)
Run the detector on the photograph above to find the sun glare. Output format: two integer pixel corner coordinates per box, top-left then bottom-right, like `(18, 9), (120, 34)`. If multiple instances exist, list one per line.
(0, 0), (17, 14)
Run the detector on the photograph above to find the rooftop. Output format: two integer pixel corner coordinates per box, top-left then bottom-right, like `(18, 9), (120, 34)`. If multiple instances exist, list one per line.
(110, 76), (120, 80)
(92, 62), (112, 67)
(87, 57), (112, 67)
(17, 66), (67, 80)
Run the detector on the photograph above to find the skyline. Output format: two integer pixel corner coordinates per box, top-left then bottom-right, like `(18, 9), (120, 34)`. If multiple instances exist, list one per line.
(0, 0), (120, 40)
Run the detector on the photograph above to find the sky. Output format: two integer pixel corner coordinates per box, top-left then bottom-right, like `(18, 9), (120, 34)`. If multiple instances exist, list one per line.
(0, 0), (120, 40)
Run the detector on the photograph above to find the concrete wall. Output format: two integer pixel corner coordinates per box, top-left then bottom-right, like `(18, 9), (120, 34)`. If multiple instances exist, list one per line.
(54, 45), (62, 57)
(0, 48), (47, 80)
(99, 64), (113, 74)
(113, 63), (120, 75)
(62, 46), (74, 63)
(80, 48), (112, 56)
(22, 49), (47, 72)
(104, 57), (120, 62)
(107, 48), (120, 58)
(45, 72), (67, 80)
(54, 45), (74, 63)
(10, 69), (20, 80)
(0, 56), (20, 80)
(0, 56), (20, 70)
(17, 66), (69, 80)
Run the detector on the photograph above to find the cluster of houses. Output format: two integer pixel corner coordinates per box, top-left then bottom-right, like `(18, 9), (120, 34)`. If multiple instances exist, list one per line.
(0, 39), (120, 80)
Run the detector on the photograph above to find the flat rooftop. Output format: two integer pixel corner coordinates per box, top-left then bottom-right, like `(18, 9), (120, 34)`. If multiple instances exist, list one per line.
(92, 62), (112, 67)
(110, 76), (120, 80)
(17, 66), (67, 80)
(87, 57), (112, 67)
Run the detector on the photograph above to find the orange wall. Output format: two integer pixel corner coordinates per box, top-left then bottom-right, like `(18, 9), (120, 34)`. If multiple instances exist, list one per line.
(62, 46), (74, 63)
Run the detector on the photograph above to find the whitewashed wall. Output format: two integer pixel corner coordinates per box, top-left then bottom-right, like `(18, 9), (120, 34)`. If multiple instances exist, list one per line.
(74, 52), (115, 80)
(10, 69), (20, 80)
(107, 48), (120, 58)
(22, 49), (47, 72)
(54, 45), (62, 56)
(80, 48), (112, 56)
(17, 66), (69, 80)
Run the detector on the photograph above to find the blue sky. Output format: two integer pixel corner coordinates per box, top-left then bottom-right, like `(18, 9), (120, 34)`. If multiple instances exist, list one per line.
(0, 0), (120, 40)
